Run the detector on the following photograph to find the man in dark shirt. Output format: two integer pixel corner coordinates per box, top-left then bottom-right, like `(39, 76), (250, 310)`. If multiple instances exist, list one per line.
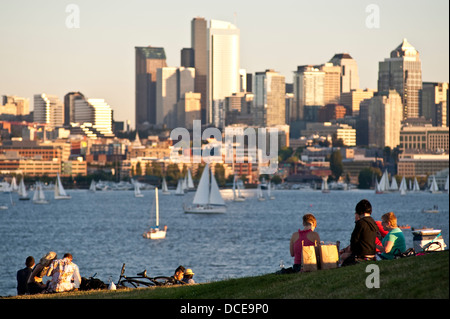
(341, 199), (379, 266)
(16, 256), (35, 295)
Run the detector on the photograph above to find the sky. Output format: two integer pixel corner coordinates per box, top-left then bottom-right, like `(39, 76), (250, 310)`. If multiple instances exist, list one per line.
(0, 0), (448, 129)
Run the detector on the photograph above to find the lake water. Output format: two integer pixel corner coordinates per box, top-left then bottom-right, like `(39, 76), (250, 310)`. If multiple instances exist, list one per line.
(0, 188), (448, 297)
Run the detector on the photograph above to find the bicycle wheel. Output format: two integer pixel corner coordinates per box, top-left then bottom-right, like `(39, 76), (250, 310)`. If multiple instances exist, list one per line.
(118, 278), (154, 289)
(152, 276), (176, 286)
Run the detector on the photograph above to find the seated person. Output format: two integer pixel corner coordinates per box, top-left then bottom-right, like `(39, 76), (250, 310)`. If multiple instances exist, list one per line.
(169, 265), (186, 284)
(377, 212), (406, 260)
(375, 220), (389, 253)
(17, 256), (35, 295)
(289, 213), (320, 272)
(340, 199), (378, 266)
(27, 251), (57, 294)
(46, 253), (81, 293)
(182, 268), (195, 284)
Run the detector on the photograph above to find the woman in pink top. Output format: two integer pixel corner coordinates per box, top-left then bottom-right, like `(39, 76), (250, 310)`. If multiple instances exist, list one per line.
(289, 213), (321, 272)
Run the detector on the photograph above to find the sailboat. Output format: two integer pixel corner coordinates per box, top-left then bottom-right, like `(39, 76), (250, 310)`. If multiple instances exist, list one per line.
(134, 182), (144, 197)
(161, 177), (171, 195)
(321, 177), (330, 193)
(175, 179), (184, 196)
(33, 182), (49, 204)
(89, 180), (96, 192)
(445, 175), (449, 193)
(376, 170), (390, 194)
(257, 184), (265, 201)
(268, 181), (275, 199)
(187, 169), (195, 191)
(412, 177), (420, 192)
(54, 174), (71, 200)
(428, 175), (441, 194)
(399, 177), (407, 196)
(184, 163), (226, 214)
(143, 187), (167, 239)
(232, 175), (245, 202)
(389, 176), (399, 191)
(18, 178), (30, 200)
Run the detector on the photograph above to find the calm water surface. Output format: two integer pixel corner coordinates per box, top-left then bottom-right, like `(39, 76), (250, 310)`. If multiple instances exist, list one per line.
(0, 188), (448, 296)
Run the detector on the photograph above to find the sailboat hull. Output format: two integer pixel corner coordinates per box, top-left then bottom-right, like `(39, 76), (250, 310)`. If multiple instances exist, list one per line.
(55, 195), (71, 200)
(184, 205), (226, 214)
(143, 229), (167, 239)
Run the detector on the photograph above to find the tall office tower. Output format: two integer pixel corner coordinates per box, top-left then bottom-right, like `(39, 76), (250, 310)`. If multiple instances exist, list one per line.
(368, 90), (403, 149)
(177, 92), (201, 129)
(180, 48), (194, 68)
(329, 53), (360, 94)
(317, 62), (341, 105)
(191, 17), (208, 123)
(340, 88), (376, 116)
(74, 98), (114, 136)
(293, 65), (325, 121)
(64, 92), (85, 126)
(378, 39), (422, 120)
(33, 93), (64, 127)
(254, 69), (286, 126)
(135, 46), (167, 129)
(420, 82), (448, 127)
(156, 67), (195, 128)
(208, 19), (240, 127)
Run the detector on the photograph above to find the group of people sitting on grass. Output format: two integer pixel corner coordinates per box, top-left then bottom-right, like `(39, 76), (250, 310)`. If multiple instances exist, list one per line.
(288, 199), (406, 272)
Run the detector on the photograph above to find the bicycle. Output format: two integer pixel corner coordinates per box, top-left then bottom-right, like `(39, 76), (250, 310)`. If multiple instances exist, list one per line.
(117, 263), (184, 288)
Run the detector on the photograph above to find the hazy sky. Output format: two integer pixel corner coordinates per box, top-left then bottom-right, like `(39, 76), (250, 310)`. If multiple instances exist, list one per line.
(1, 0), (448, 129)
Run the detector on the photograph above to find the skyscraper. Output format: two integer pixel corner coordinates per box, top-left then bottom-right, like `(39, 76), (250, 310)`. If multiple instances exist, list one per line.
(156, 67), (195, 128)
(293, 65), (325, 121)
(33, 93), (64, 128)
(208, 19), (240, 127)
(254, 69), (286, 126)
(64, 92), (85, 126)
(74, 98), (114, 137)
(420, 82), (448, 127)
(191, 17), (208, 123)
(329, 53), (360, 94)
(378, 39), (422, 120)
(135, 46), (167, 129)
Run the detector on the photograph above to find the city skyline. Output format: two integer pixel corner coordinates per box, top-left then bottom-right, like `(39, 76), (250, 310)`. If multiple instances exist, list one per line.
(0, 0), (448, 129)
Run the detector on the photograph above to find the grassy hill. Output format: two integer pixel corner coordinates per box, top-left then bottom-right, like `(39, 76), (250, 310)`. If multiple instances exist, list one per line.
(5, 250), (448, 300)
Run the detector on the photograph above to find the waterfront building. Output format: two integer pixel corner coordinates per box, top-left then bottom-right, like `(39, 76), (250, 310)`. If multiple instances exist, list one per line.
(397, 153), (449, 178)
(135, 46), (168, 129)
(378, 39), (422, 120)
(399, 125), (449, 152)
(74, 98), (114, 137)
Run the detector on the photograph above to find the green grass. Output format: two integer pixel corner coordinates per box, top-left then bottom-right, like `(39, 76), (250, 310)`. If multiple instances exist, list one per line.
(5, 251), (449, 299)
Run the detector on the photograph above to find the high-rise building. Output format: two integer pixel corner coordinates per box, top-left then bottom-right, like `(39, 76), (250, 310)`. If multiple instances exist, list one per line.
(317, 62), (341, 105)
(1, 95), (29, 116)
(368, 90), (403, 149)
(180, 48), (194, 68)
(74, 98), (114, 137)
(191, 17), (208, 123)
(135, 46), (167, 129)
(378, 39), (422, 120)
(329, 53), (360, 94)
(254, 69), (286, 126)
(156, 67), (195, 128)
(177, 92), (201, 129)
(33, 94), (64, 128)
(340, 89), (376, 116)
(208, 19), (240, 127)
(420, 82), (448, 127)
(64, 92), (85, 126)
(293, 65), (325, 121)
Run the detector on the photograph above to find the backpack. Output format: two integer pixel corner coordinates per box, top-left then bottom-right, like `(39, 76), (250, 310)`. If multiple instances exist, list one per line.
(80, 277), (108, 290)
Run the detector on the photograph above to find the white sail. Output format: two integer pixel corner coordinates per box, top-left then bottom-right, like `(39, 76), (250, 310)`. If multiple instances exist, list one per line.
(399, 177), (407, 195)
(143, 187), (167, 239)
(192, 165), (210, 204)
(445, 175), (449, 193)
(321, 177), (330, 193)
(33, 182), (49, 204)
(175, 179), (184, 196)
(389, 176), (398, 191)
(162, 177), (170, 194)
(233, 175), (245, 201)
(429, 176), (440, 193)
(377, 170), (390, 193)
(18, 179), (28, 199)
(413, 177), (420, 192)
(187, 169), (195, 189)
(11, 177), (18, 192)
(89, 180), (96, 192)
(209, 171), (225, 206)
(55, 174), (71, 199)
(257, 184), (265, 201)
(134, 182), (144, 197)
